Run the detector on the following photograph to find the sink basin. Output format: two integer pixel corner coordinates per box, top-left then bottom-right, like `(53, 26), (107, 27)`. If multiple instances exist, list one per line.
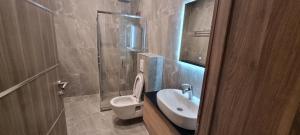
(157, 89), (200, 130)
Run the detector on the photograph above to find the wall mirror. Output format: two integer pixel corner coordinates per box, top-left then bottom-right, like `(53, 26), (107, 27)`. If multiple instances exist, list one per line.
(179, 0), (215, 67)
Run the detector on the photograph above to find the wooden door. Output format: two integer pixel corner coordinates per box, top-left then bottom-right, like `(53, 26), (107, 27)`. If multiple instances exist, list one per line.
(198, 0), (300, 134)
(0, 0), (67, 135)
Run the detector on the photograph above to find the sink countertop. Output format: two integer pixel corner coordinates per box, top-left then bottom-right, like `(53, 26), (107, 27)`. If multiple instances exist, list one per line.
(144, 91), (195, 135)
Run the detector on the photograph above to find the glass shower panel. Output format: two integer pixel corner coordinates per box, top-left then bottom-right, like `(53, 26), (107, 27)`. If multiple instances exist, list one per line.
(97, 14), (121, 111)
(119, 17), (146, 96)
(97, 12), (146, 111)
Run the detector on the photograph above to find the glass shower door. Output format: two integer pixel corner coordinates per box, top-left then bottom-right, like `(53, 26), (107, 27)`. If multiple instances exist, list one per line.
(96, 11), (146, 111)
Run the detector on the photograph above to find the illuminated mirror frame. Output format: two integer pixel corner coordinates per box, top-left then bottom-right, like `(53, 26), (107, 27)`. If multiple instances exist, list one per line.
(178, 0), (207, 68)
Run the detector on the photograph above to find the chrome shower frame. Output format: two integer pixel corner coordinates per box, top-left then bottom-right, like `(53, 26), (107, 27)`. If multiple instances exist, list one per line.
(96, 10), (147, 111)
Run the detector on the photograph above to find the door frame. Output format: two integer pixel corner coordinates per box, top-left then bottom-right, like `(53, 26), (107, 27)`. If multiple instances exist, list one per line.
(196, 0), (233, 134)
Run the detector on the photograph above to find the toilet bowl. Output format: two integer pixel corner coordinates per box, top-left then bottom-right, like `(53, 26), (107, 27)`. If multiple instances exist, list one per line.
(110, 73), (144, 120)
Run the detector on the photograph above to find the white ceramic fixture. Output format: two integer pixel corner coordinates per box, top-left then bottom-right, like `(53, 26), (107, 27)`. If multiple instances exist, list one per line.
(157, 89), (200, 130)
(110, 73), (144, 120)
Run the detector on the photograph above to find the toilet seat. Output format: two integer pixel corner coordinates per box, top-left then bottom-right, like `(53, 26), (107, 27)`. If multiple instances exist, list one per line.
(111, 95), (141, 107)
(132, 73), (144, 102)
(110, 73), (144, 120)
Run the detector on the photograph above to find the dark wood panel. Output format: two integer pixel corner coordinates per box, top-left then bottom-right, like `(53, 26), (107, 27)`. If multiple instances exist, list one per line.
(0, 70), (66, 135)
(199, 0), (300, 134)
(57, 112), (68, 135)
(0, 90), (27, 135)
(290, 108), (300, 135)
(17, 85), (40, 135)
(239, 1), (300, 134)
(0, 0), (27, 92)
(143, 97), (180, 135)
(38, 9), (57, 67)
(0, 85), (53, 135)
(16, 0), (47, 77)
(0, 0), (67, 134)
(41, 75), (56, 131)
(49, 112), (68, 135)
(53, 68), (64, 111)
(47, 69), (63, 117)
(35, 0), (57, 67)
(196, 0), (233, 134)
(49, 15), (59, 64)
(210, 0), (277, 134)
(28, 76), (51, 134)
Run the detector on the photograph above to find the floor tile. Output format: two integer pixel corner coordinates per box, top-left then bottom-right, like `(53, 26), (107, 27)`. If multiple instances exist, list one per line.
(64, 94), (149, 135)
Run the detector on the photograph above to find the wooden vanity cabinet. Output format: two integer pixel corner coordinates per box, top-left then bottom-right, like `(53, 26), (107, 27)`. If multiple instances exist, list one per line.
(143, 96), (180, 135)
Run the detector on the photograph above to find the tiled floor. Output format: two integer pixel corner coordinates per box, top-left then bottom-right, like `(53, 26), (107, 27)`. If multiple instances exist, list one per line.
(64, 94), (149, 135)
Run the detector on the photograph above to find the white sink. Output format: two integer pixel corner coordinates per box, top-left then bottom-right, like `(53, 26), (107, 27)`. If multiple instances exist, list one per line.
(157, 89), (200, 130)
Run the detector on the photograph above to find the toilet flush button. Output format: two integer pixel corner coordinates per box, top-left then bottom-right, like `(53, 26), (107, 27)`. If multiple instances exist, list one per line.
(140, 59), (144, 72)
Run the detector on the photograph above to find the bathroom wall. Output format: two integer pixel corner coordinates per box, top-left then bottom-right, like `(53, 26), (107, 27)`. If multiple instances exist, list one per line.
(53, 0), (102, 97)
(52, 0), (213, 98)
(53, 0), (140, 97)
(138, 0), (215, 98)
(0, 0), (67, 134)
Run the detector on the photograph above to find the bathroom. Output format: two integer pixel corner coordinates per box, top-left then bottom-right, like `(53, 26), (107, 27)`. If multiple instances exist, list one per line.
(1, 0), (300, 135)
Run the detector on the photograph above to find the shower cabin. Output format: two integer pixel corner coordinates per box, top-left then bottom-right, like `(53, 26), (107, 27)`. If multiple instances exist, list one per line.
(96, 10), (147, 111)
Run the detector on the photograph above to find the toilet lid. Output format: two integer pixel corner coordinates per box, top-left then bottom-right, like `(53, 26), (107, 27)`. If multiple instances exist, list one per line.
(132, 73), (144, 102)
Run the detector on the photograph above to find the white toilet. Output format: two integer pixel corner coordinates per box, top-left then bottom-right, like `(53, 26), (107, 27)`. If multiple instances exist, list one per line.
(110, 73), (144, 120)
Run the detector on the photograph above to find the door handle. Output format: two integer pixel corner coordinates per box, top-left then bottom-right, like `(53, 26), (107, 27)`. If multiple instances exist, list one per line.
(57, 80), (68, 96)
(57, 80), (68, 90)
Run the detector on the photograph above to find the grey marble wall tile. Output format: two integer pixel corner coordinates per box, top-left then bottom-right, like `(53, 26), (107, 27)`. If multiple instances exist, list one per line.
(53, 0), (100, 97)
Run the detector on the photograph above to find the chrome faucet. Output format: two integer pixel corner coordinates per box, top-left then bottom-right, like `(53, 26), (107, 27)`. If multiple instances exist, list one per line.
(181, 84), (193, 100)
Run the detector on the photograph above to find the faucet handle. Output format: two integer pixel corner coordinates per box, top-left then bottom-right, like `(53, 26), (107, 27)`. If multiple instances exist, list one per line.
(181, 84), (192, 91)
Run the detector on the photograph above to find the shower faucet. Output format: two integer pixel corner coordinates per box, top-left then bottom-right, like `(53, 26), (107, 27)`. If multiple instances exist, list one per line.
(181, 84), (193, 100)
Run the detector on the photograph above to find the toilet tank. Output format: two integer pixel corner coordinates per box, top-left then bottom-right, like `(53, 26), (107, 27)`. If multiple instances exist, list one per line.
(137, 53), (164, 92)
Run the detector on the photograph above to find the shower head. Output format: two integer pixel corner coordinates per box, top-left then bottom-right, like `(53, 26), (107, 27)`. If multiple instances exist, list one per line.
(118, 0), (132, 3)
